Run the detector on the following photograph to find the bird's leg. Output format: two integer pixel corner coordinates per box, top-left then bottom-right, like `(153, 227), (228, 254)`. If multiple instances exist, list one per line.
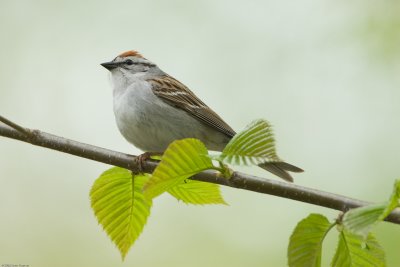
(134, 151), (163, 173)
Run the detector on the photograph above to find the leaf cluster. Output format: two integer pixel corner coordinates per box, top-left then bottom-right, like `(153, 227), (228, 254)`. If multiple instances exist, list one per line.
(90, 119), (283, 259)
(288, 180), (400, 267)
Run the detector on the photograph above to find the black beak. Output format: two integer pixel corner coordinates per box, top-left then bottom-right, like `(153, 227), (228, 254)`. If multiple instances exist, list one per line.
(101, 61), (120, 70)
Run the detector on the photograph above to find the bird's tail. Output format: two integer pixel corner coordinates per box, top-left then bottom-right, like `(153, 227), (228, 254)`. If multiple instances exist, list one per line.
(258, 162), (304, 182)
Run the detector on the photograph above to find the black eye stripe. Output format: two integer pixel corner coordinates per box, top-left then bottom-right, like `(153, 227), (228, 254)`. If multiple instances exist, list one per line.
(142, 63), (155, 67)
(123, 60), (155, 68)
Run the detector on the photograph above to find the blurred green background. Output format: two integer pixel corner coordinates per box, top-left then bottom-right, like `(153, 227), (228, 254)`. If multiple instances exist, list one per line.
(1, 0), (399, 266)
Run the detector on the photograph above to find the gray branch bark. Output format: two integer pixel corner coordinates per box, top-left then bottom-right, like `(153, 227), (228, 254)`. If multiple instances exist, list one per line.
(1, 116), (399, 224)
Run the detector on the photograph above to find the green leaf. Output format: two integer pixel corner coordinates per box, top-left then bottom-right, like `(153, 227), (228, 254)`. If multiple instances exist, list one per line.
(288, 214), (334, 267)
(389, 179), (400, 209)
(219, 119), (280, 165)
(331, 231), (385, 267)
(342, 203), (387, 238)
(144, 138), (215, 200)
(168, 179), (227, 205)
(90, 167), (152, 260)
(343, 179), (400, 238)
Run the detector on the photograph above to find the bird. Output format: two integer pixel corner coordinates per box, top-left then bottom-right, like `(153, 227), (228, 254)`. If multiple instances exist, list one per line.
(101, 50), (303, 182)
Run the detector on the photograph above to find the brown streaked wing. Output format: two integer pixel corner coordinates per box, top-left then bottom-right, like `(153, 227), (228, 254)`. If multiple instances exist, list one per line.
(150, 76), (236, 138)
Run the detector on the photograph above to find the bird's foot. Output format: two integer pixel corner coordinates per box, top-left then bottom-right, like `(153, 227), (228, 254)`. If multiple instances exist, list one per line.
(134, 151), (163, 173)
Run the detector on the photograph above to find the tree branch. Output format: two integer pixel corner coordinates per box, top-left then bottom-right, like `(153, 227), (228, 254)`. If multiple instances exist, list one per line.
(1, 116), (400, 225)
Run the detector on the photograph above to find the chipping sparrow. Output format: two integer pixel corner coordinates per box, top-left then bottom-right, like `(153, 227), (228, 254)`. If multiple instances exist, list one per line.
(101, 50), (303, 182)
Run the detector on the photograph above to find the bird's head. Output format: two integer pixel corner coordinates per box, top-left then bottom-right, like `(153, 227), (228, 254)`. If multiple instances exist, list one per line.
(101, 50), (158, 76)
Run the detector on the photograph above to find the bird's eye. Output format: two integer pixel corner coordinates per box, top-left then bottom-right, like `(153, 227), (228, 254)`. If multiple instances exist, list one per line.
(125, 59), (134, 65)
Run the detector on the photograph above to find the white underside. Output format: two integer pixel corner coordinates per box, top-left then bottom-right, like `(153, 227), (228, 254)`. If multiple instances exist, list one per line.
(112, 77), (229, 152)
